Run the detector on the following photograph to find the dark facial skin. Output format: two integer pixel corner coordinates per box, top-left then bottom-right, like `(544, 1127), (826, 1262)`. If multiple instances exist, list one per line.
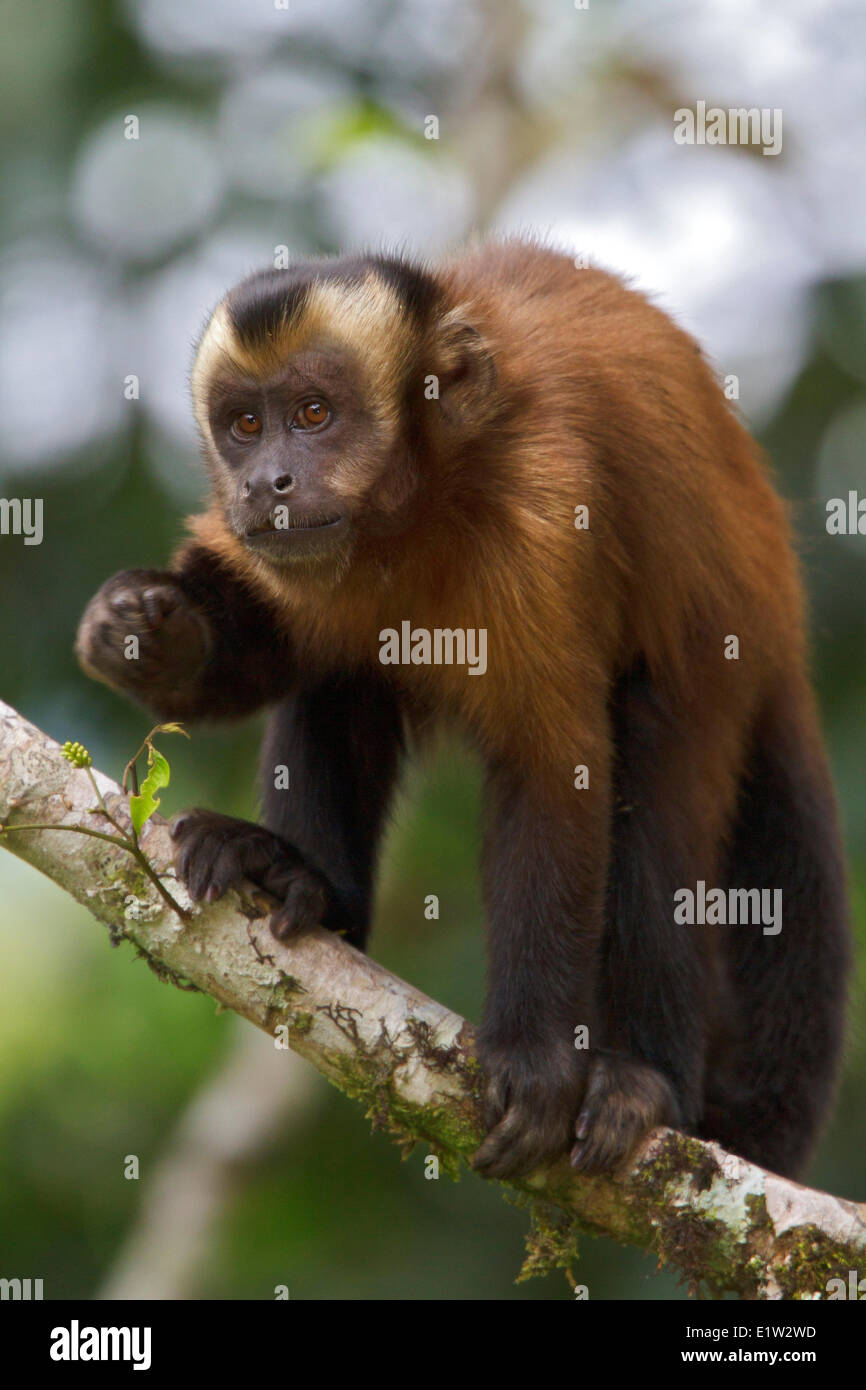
(206, 348), (377, 564)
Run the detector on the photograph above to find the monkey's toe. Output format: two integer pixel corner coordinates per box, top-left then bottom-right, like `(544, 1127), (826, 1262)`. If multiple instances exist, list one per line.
(569, 1053), (680, 1175)
(471, 1041), (586, 1179)
(472, 1102), (574, 1180)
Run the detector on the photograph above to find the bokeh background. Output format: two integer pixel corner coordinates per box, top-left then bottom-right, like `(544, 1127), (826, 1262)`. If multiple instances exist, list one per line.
(1, 0), (865, 1301)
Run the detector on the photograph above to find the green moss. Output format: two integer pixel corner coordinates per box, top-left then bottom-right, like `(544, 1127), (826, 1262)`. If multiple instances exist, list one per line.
(744, 1191), (773, 1232)
(275, 969), (306, 996)
(635, 1133), (723, 1203)
(315, 1020), (481, 1184)
(774, 1229), (855, 1300)
(516, 1199), (581, 1285)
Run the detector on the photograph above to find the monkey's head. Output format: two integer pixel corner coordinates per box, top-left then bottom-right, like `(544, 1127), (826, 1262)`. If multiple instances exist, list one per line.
(190, 254), (499, 569)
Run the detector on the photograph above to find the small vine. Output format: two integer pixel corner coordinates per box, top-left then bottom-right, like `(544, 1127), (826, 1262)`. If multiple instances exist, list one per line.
(0, 726), (190, 924)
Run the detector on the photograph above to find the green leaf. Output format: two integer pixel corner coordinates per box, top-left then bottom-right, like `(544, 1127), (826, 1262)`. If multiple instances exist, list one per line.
(129, 748), (170, 835)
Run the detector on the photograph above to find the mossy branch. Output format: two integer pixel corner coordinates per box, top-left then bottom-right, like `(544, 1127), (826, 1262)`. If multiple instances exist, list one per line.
(0, 697), (863, 1299)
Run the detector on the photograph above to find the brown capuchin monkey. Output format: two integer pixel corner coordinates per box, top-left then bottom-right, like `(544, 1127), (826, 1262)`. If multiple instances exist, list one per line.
(76, 240), (851, 1180)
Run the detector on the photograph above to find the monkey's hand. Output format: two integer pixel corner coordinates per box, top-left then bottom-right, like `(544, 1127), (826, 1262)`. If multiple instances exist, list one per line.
(170, 810), (330, 940)
(75, 569), (212, 711)
(471, 1037), (590, 1180)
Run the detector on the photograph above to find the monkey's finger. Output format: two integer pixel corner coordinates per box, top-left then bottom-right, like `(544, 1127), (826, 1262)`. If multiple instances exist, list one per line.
(141, 584), (180, 627)
(88, 621), (125, 664)
(108, 589), (147, 624)
(286, 874), (327, 930)
(175, 828), (234, 900)
(207, 840), (252, 898)
(269, 905), (297, 941)
(257, 854), (309, 899)
(268, 874), (328, 942)
(268, 876), (327, 940)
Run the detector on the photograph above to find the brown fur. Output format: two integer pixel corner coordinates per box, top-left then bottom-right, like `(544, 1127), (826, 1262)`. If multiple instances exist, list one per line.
(189, 243), (801, 777)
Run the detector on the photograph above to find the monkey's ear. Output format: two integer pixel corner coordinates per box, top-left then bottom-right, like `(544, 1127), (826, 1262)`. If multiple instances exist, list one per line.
(433, 313), (498, 426)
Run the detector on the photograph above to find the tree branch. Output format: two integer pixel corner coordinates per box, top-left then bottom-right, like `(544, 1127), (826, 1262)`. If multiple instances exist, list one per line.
(0, 697), (863, 1298)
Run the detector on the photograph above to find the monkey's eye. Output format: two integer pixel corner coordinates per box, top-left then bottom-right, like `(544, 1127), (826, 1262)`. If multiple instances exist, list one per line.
(231, 412), (262, 440)
(291, 400), (331, 431)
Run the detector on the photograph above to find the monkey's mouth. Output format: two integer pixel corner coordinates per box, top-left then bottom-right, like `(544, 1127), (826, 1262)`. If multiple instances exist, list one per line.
(246, 513), (343, 533)
(242, 514), (349, 561)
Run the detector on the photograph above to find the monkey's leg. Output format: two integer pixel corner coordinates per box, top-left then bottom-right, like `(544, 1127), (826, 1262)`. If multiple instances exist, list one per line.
(171, 672), (404, 948)
(700, 679), (851, 1178)
(75, 545), (296, 721)
(472, 661), (735, 1180)
(575, 661), (739, 1175)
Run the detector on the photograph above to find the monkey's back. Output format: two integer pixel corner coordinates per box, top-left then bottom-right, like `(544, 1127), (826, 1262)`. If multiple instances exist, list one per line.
(441, 239), (806, 705)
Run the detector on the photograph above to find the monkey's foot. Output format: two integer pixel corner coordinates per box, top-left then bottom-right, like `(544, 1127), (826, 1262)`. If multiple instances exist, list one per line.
(471, 1040), (587, 1180)
(569, 1052), (680, 1175)
(170, 810), (329, 939)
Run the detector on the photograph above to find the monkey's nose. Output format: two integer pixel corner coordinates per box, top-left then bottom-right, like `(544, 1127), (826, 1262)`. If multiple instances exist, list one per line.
(242, 474), (294, 500)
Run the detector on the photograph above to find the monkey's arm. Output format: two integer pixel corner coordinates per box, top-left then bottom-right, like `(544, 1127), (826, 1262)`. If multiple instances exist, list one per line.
(171, 673), (405, 945)
(75, 544), (295, 721)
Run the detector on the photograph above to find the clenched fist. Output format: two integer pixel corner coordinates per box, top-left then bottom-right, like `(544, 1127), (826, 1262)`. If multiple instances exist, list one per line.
(75, 569), (212, 713)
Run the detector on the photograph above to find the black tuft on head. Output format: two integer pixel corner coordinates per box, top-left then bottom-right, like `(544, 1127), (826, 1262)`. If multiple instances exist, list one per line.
(362, 254), (443, 323)
(225, 269), (312, 351)
(225, 253), (442, 353)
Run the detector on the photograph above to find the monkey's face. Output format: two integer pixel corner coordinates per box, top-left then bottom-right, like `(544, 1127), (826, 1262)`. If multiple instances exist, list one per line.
(191, 262), (500, 570)
(200, 344), (398, 567)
